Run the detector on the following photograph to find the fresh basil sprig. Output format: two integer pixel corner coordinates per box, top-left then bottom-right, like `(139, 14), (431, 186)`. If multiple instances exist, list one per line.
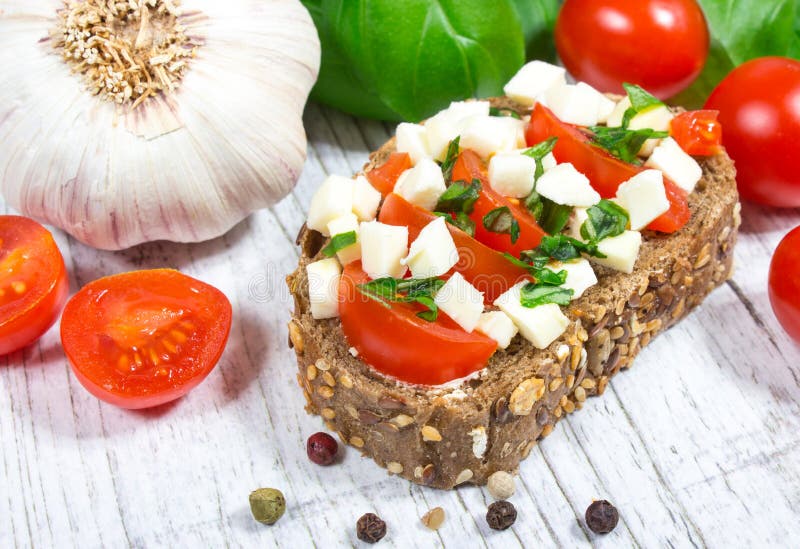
(580, 200), (629, 243)
(322, 231), (357, 257)
(520, 283), (573, 308)
(588, 125), (669, 164)
(439, 136), (460, 183)
(483, 206), (520, 244)
(356, 276), (445, 321)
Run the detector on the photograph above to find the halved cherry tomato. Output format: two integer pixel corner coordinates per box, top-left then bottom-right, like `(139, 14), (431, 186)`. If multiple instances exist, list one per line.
(670, 110), (723, 156)
(526, 103), (690, 233)
(379, 193), (529, 302)
(339, 263), (496, 385)
(452, 150), (546, 255)
(769, 226), (800, 344)
(0, 216), (69, 356)
(60, 269), (232, 409)
(366, 152), (412, 194)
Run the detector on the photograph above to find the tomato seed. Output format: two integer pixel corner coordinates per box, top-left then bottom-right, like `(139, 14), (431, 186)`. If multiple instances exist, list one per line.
(11, 281), (26, 294)
(170, 329), (187, 343)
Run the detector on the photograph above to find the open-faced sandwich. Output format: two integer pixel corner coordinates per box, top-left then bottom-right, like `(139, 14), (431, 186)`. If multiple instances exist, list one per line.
(286, 61), (739, 489)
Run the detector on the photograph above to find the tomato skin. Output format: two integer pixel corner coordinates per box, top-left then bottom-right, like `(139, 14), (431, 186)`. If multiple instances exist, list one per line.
(451, 150), (546, 254)
(60, 269), (232, 409)
(526, 103), (690, 233)
(670, 110), (723, 156)
(769, 226), (800, 344)
(555, 0), (709, 99)
(366, 152), (412, 194)
(705, 57), (800, 207)
(0, 216), (69, 356)
(338, 263), (496, 385)
(378, 193), (530, 302)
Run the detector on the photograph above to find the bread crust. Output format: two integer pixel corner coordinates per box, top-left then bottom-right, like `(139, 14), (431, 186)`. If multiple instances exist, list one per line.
(286, 98), (740, 489)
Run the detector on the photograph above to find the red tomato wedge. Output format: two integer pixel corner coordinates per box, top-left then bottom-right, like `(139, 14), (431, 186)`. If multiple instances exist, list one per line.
(452, 150), (547, 254)
(670, 110), (723, 156)
(339, 263), (497, 385)
(0, 216), (69, 355)
(526, 103), (690, 233)
(379, 193), (530, 302)
(366, 152), (412, 194)
(61, 269), (232, 409)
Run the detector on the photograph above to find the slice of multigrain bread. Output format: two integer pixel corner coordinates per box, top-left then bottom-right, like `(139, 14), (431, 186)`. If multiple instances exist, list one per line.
(286, 97), (740, 490)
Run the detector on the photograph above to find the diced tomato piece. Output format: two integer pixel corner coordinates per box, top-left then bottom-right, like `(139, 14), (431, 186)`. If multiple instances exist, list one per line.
(378, 193), (530, 303)
(451, 150), (547, 254)
(526, 103), (690, 233)
(670, 110), (723, 156)
(366, 152), (412, 194)
(338, 263), (497, 385)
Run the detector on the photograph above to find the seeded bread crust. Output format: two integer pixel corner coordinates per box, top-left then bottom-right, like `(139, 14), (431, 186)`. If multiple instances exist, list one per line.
(286, 97), (740, 489)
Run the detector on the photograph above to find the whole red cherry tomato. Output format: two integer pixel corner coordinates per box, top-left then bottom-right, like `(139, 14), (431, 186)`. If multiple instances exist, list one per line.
(555, 0), (709, 99)
(705, 57), (800, 207)
(769, 226), (800, 344)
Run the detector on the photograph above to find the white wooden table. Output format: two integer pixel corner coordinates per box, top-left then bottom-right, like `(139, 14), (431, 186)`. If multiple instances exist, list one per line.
(2, 102), (800, 549)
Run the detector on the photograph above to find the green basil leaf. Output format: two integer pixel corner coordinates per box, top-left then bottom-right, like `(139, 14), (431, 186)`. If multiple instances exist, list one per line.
(581, 199), (629, 243)
(483, 206), (520, 244)
(519, 250), (550, 271)
(522, 137), (558, 180)
(589, 126), (669, 164)
(534, 267), (567, 286)
(435, 211), (477, 237)
(435, 179), (482, 214)
(537, 234), (589, 261)
(537, 198), (572, 235)
(440, 137), (461, 182)
(356, 277), (398, 307)
(413, 295), (439, 321)
(357, 275), (445, 320)
(322, 231), (357, 257)
(489, 107), (522, 119)
(623, 83), (663, 112)
(520, 283), (573, 308)
(396, 277), (446, 297)
(303, 0), (527, 121)
(509, 0), (560, 61)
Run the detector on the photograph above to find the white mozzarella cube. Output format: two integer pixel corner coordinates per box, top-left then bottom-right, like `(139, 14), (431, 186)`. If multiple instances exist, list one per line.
(476, 311), (518, 349)
(433, 272), (484, 333)
(351, 175), (382, 221)
(566, 207), (590, 240)
(590, 230), (642, 274)
(535, 163), (601, 207)
(607, 97), (631, 128)
(396, 122), (431, 165)
(402, 217), (458, 278)
(503, 61), (567, 107)
(326, 213), (361, 265)
(542, 152), (558, 171)
(645, 137), (703, 193)
(393, 157), (447, 211)
(597, 94), (617, 124)
(547, 258), (597, 300)
(545, 82), (610, 126)
(424, 101), (491, 160)
(460, 115), (525, 159)
(306, 258), (342, 319)
(488, 152), (537, 198)
(359, 221), (408, 279)
(616, 170), (670, 230)
(445, 100), (491, 120)
(494, 282), (570, 349)
(307, 175), (354, 236)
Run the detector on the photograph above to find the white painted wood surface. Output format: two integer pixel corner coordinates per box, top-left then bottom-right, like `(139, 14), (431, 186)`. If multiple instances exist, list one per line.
(2, 102), (800, 549)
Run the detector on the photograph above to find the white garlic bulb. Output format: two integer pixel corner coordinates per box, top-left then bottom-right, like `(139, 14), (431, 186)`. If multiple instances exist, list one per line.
(0, 0), (320, 249)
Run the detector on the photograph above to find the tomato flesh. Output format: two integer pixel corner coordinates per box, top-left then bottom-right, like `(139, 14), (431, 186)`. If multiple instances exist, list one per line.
(0, 216), (69, 356)
(769, 226), (800, 344)
(555, 0), (709, 99)
(670, 110), (723, 156)
(452, 150), (547, 254)
(526, 103), (690, 233)
(366, 152), (412, 194)
(60, 269), (232, 409)
(705, 57), (800, 207)
(378, 193), (530, 302)
(338, 263), (496, 385)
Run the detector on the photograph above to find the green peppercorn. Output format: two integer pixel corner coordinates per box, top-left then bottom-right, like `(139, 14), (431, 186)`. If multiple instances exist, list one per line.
(249, 488), (286, 525)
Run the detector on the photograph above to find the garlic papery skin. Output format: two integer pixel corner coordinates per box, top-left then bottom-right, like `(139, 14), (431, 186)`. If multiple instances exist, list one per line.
(0, 0), (320, 250)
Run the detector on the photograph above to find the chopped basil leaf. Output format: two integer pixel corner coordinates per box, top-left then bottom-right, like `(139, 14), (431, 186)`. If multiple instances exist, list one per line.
(483, 206), (520, 244)
(434, 211), (476, 237)
(538, 198), (572, 235)
(620, 83), (666, 129)
(520, 283), (573, 308)
(580, 199), (629, 243)
(440, 136), (460, 182)
(535, 267), (568, 286)
(538, 234), (596, 261)
(521, 137), (558, 180)
(435, 178), (481, 214)
(356, 276), (444, 321)
(322, 231), (357, 257)
(588, 125), (669, 164)
(396, 277), (445, 297)
(356, 277), (398, 306)
(489, 106), (521, 119)
(412, 295), (439, 321)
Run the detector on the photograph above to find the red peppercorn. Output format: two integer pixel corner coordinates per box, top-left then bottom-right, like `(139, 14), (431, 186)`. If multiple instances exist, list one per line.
(306, 432), (338, 465)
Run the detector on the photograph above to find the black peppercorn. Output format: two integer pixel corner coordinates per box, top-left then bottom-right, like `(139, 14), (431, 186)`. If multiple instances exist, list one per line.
(486, 500), (517, 530)
(356, 512), (387, 543)
(585, 500), (619, 534)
